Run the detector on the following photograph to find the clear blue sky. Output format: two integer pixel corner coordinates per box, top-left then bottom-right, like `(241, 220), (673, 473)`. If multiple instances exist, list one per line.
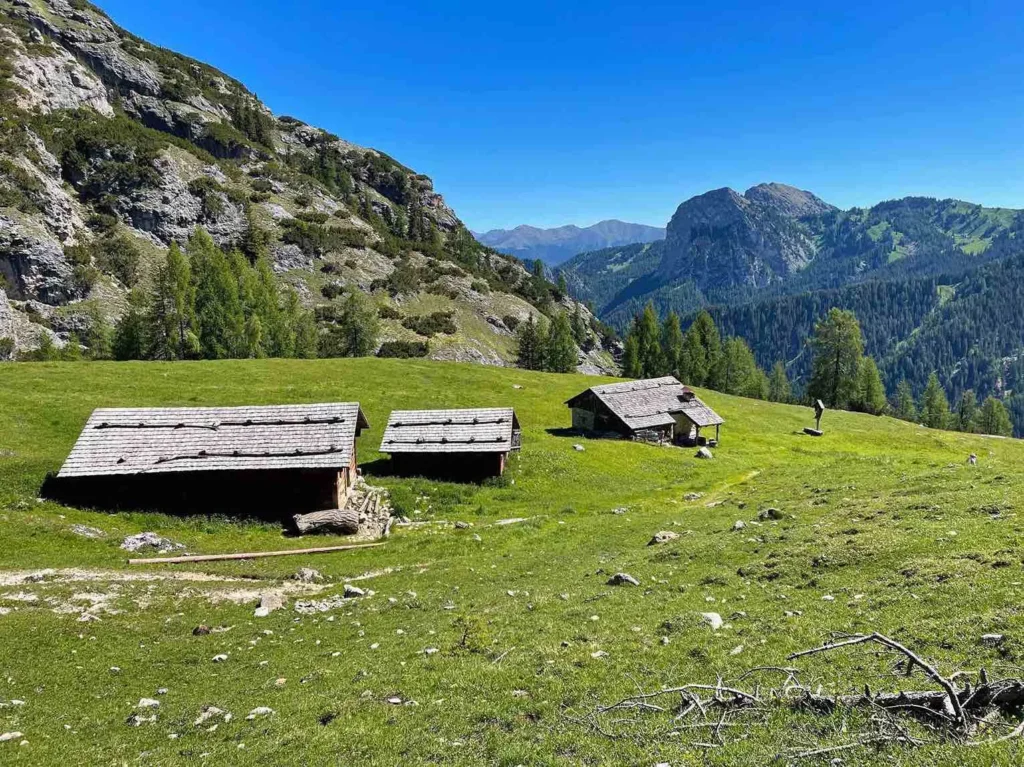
(97, 0), (1024, 231)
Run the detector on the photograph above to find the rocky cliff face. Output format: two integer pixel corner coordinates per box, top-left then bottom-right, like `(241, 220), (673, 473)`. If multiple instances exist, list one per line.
(0, 0), (612, 371)
(657, 185), (826, 291)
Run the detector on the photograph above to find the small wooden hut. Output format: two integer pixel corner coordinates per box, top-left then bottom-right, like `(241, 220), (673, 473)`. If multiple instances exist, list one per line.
(53, 403), (369, 516)
(566, 376), (724, 445)
(380, 408), (521, 479)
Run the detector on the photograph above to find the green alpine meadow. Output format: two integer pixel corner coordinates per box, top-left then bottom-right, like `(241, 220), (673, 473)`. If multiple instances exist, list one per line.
(2, 357), (1024, 765)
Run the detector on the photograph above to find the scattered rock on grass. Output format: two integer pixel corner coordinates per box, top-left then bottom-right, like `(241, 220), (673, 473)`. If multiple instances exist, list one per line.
(193, 625), (211, 636)
(245, 707), (274, 720)
(292, 568), (323, 584)
(758, 508), (784, 521)
(648, 530), (679, 545)
(212, 654), (228, 663)
(343, 584), (366, 598)
(70, 524), (105, 539)
(194, 706), (231, 726)
(684, 492), (704, 501)
(732, 520), (746, 531)
(120, 532), (183, 554)
(607, 573), (640, 587)
(137, 698), (160, 709)
(982, 633), (1005, 646)
(0, 732), (23, 742)
(695, 447), (713, 460)
(454, 521), (471, 529)
(700, 612), (724, 630)
(254, 593), (286, 618)
(573, 444), (585, 452)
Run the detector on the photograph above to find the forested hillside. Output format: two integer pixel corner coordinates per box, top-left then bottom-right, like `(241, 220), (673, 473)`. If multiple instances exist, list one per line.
(559, 188), (1024, 434)
(0, 0), (614, 372)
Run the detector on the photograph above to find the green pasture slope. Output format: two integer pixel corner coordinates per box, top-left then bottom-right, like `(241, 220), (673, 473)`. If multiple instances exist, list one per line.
(1, 358), (1023, 765)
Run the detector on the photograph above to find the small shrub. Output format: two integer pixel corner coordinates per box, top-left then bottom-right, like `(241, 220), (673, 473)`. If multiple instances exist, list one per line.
(344, 258), (357, 269)
(377, 340), (429, 358)
(249, 191), (270, 203)
(297, 211), (329, 225)
(0, 336), (14, 361)
(320, 282), (345, 300)
(250, 178), (274, 193)
(470, 280), (490, 294)
(401, 311), (457, 337)
(294, 193), (313, 208)
(378, 305), (403, 320)
(502, 314), (520, 332)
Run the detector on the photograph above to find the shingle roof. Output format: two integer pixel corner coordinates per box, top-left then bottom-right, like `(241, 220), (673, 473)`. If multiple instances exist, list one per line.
(567, 376), (724, 431)
(57, 403), (368, 478)
(381, 408), (519, 454)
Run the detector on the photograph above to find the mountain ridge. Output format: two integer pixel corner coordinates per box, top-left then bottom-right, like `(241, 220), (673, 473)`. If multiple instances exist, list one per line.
(475, 219), (664, 266)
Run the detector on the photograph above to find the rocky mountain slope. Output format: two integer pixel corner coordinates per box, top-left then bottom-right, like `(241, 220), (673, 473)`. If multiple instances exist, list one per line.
(0, 0), (614, 372)
(474, 219), (664, 266)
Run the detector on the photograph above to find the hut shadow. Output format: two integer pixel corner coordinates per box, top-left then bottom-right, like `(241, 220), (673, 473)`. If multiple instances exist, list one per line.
(545, 427), (582, 439)
(39, 469), (340, 522)
(361, 457), (504, 485)
(359, 458), (399, 479)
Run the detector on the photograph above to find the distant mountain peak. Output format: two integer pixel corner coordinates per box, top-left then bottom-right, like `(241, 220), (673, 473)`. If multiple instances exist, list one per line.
(743, 183), (836, 218)
(475, 220), (665, 266)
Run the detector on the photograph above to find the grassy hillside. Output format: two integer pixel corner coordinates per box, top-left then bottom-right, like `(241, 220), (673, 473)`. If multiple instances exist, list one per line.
(1, 359), (1023, 764)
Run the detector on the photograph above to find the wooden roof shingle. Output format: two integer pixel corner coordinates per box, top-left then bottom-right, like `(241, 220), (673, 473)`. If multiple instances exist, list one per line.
(566, 376), (724, 431)
(57, 403), (368, 478)
(381, 408), (519, 454)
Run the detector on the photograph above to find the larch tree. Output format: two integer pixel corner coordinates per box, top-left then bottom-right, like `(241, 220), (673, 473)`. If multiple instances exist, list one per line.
(768, 361), (791, 403)
(545, 311), (578, 373)
(636, 302), (663, 378)
(977, 396), (1013, 436)
(808, 308), (864, 409)
(919, 372), (950, 430)
(856, 357), (888, 415)
(954, 389), (979, 433)
(660, 311), (684, 378)
(682, 310), (721, 386)
(515, 314), (547, 371)
(894, 379), (917, 421)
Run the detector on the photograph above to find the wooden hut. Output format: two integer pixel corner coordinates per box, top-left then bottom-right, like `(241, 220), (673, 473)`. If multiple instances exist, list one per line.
(566, 376), (724, 446)
(53, 403), (369, 516)
(380, 408), (521, 479)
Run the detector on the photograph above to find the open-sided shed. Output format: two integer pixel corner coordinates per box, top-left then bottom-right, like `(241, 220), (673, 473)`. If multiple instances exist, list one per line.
(380, 408), (521, 479)
(52, 403), (369, 516)
(566, 377), (724, 445)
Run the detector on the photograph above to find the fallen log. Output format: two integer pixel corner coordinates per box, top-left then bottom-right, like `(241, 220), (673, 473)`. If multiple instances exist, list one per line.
(128, 541), (383, 565)
(293, 508), (360, 536)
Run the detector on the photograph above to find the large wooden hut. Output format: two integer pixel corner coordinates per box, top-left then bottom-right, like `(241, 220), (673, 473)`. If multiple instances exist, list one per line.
(380, 408), (521, 479)
(53, 403), (369, 516)
(566, 376), (723, 445)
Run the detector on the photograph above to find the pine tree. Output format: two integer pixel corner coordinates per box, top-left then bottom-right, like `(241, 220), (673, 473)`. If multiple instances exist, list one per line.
(557, 272), (568, 296)
(977, 396), (1013, 436)
(515, 314), (546, 371)
(855, 357), (888, 415)
(113, 290), (149, 360)
(636, 302), (663, 378)
(622, 333), (640, 378)
(717, 336), (760, 396)
(151, 242), (197, 360)
(283, 288), (318, 359)
(60, 333), (84, 361)
(660, 312), (684, 378)
(920, 372), (950, 430)
(545, 312), (578, 373)
(189, 229), (244, 359)
(894, 379), (917, 421)
(768, 361), (791, 403)
(747, 367), (770, 400)
(808, 308), (864, 409)
(682, 311), (721, 386)
(85, 306), (113, 361)
(954, 390), (979, 433)
(326, 290), (379, 357)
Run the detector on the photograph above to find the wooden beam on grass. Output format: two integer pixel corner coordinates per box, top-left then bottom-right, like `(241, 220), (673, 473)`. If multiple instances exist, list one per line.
(128, 541), (384, 565)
